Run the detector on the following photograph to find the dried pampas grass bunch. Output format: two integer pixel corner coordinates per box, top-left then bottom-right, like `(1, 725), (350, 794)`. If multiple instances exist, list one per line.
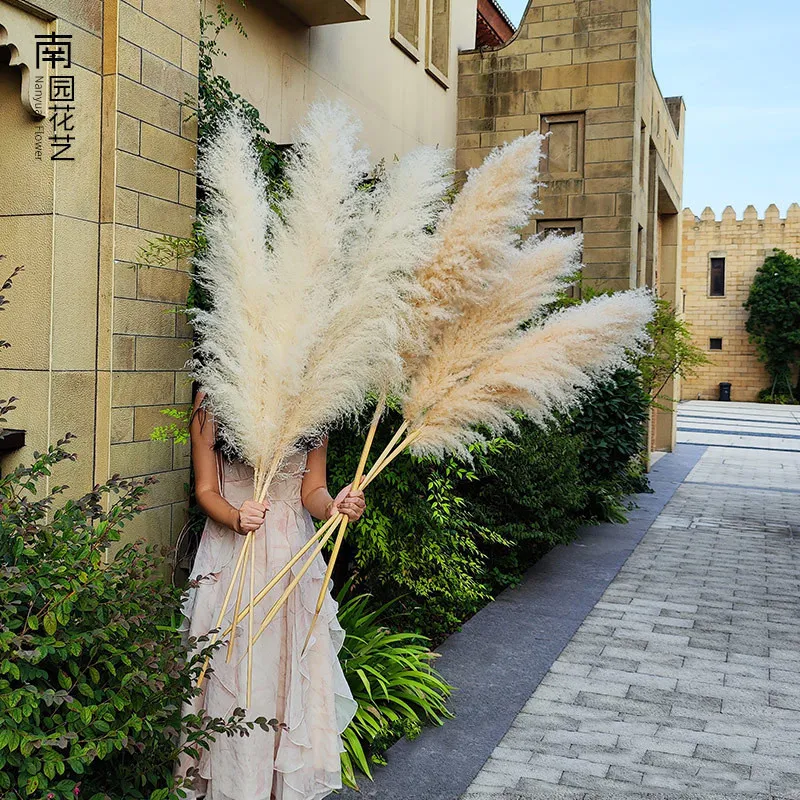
(191, 104), (450, 698)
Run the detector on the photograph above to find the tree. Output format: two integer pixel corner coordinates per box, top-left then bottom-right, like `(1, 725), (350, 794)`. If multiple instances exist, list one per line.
(744, 249), (800, 400)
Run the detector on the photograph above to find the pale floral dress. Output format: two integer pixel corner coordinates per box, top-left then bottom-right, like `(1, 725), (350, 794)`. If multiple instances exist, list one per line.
(177, 452), (357, 800)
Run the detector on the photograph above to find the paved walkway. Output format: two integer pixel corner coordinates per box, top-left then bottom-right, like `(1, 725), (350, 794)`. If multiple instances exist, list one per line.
(465, 402), (800, 799)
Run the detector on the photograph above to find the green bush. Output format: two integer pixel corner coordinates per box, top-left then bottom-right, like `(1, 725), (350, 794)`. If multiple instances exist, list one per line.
(336, 589), (452, 789)
(744, 249), (800, 399)
(327, 406), (508, 643)
(0, 436), (276, 800)
(571, 368), (650, 521)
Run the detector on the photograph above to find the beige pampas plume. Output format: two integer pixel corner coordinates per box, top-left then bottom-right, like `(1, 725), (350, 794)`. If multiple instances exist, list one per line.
(411, 132), (544, 346)
(190, 111), (279, 472)
(282, 143), (452, 439)
(406, 289), (656, 459)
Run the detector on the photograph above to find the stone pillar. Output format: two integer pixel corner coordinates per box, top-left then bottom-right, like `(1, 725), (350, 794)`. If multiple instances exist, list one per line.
(105, 0), (200, 547)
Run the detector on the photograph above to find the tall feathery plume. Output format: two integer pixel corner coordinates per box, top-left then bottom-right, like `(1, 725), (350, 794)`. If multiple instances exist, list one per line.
(411, 133), (544, 351)
(192, 105), (451, 694)
(405, 290), (655, 460)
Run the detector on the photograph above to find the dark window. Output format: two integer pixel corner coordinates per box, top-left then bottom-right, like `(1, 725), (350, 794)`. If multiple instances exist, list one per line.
(709, 257), (725, 296)
(709, 338), (723, 350)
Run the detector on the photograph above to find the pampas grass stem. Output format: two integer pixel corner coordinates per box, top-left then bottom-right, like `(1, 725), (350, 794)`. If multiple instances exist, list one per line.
(251, 519), (342, 648)
(225, 533), (250, 664)
(301, 398), (385, 654)
(247, 524), (256, 705)
(216, 511), (345, 640)
(196, 534), (250, 688)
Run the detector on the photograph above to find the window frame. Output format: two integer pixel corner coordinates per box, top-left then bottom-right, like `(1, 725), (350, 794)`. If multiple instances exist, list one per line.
(708, 254), (726, 297)
(540, 112), (586, 180)
(390, 0), (421, 62)
(709, 337), (723, 351)
(536, 220), (583, 298)
(425, 0), (451, 88)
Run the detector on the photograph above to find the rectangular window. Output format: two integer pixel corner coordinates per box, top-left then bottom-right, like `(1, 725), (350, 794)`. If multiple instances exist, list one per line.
(391, 0), (421, 61)
(537, 220), (582, 297)
(709, 338), (723, 351)
(540, 113), (585, 179)
(636, 224), (644, 287)
(425, 0), (451, 87)
(709, 256), (726, 296)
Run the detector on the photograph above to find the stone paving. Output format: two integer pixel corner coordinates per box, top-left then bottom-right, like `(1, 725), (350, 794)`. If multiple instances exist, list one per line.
(464, 402), (800, 800)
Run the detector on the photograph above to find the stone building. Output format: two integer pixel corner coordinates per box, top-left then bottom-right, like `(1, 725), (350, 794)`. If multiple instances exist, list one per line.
(0, 0), (482, 547)
(680, 204), (800, 402)
(456, 0), (685, 451)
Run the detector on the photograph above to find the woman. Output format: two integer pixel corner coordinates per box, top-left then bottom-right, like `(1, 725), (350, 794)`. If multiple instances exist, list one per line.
(179, 393), (364, 800)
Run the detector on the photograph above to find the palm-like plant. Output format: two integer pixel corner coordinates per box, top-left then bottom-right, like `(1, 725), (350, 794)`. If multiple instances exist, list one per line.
(336, 589), (452, 788)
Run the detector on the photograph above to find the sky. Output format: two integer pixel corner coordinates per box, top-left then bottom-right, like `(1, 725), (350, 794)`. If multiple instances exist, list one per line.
(497, 0), (800, 217)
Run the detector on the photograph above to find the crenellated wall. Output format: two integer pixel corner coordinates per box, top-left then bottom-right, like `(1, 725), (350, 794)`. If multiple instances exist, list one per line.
(681, 203), (800, 401)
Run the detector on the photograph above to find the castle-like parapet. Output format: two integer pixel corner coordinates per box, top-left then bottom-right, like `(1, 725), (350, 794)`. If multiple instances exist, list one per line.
(683, 203), (800, 226)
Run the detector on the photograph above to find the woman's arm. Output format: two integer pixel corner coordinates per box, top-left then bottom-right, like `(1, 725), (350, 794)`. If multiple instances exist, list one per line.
(191, 392), (269, 534)
(301, 438), (366, 523)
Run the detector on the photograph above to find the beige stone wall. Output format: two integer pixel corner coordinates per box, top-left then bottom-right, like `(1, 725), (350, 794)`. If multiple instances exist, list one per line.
(0, 0), (199, 551)
(458, 0), (683, 297)
(215, 0), (477, 159)
(456, 0), (685, 452)
(681, 204), (800, 402)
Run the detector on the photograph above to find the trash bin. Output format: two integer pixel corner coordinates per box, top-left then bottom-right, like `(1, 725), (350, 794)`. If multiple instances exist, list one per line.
(719, 382), (731, 401)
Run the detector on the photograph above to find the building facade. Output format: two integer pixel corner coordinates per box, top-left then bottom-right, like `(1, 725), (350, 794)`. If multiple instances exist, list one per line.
(456, 0), (685, 451)
(216, 0), (477, 161)
(681, 203), (800, 402)
(0, 0), (201, 549)
(0, 0), (481, 548)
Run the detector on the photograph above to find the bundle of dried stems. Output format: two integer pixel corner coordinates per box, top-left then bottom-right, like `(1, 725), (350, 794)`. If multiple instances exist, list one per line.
(191, 105), (449, 700)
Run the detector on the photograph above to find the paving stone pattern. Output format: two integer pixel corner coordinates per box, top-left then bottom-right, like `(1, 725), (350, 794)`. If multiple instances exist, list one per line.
(465, 404), (800, 800)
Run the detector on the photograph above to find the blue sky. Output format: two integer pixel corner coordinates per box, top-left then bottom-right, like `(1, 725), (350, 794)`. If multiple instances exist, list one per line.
(497, 0), (800, 217)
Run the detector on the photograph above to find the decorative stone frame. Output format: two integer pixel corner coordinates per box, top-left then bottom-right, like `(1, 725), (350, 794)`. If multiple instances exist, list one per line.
(540, 112), (586, 180)
(0, 0), (55, 118)
(425, 0), (450, 89)
(708, 251), (727, 298)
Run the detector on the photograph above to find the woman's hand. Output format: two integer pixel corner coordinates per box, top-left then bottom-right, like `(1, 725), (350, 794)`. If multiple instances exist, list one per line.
(332, 484), (366, 522)
(235, 499), (270, 534)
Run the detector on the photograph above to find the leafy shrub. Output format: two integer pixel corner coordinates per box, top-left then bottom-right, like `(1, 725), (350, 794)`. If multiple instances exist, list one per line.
(465, 422), (586, 546)
(336, 589), (451, 789)
(571, 367), (651, 520)
(0, 437), (275, 800)
(327, 405), (507, 642)
(744, 249), (800, 399)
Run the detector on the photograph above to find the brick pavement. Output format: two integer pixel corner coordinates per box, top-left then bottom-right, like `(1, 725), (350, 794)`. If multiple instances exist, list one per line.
(464, 404), (800, 800)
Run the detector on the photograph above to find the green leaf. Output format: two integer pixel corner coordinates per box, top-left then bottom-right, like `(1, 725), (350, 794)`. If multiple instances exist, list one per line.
(43, 613), (57, 635)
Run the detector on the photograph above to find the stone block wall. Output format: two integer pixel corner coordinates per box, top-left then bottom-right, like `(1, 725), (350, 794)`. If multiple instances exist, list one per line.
(681, 204), (800, 402)
(457, 0), (683, 296)
(0, 0), (199, 553)
(107, 0), (199, 548)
